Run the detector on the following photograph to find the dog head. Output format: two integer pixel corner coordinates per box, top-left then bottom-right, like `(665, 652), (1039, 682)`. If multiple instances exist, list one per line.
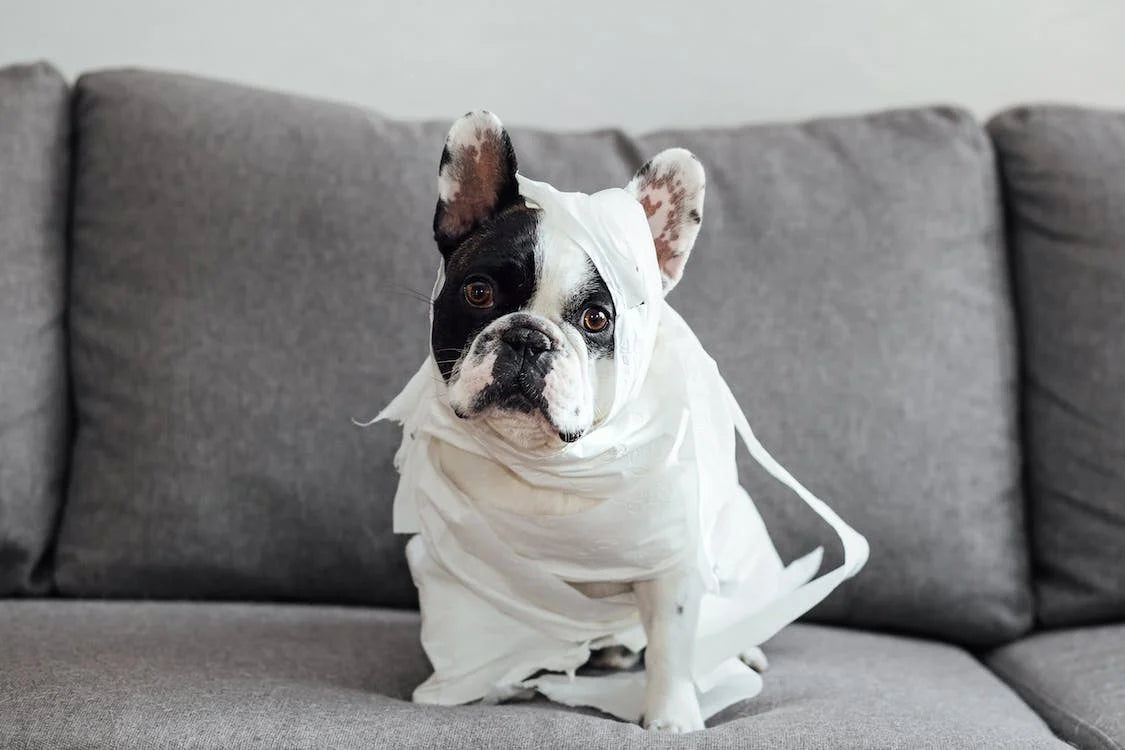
(430, 111), (705, 450)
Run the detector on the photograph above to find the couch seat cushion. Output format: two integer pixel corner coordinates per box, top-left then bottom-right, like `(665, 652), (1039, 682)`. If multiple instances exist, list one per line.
(0, 601), (1065, 749)
(988, 624), (1125, 750)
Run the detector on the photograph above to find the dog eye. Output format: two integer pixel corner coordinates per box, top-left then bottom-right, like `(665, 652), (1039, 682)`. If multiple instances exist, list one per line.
(582, 307), (610, 333)
(463, 279), (495, 308)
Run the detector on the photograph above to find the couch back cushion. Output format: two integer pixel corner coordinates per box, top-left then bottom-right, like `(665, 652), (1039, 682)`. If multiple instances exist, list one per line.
(989, 106), (1125, 627)
(55, 70), (1030, 644)
(645, 114), (1030, 646)
(0, 62), (70, 595)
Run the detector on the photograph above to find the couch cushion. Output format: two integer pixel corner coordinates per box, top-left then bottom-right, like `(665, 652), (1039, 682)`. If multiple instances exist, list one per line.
(0, 62), (70, 595)
(988, 624), (1125, 750)
(0, 601), (1066, 749)
(989, 106), (1125, 628)
(55, 69), (1030, 644)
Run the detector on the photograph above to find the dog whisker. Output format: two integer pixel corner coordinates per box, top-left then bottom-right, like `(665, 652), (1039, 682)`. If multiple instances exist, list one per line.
(381, 284), (435, 306)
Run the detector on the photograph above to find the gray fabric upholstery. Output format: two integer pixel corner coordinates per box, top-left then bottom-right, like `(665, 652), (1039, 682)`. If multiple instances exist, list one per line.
(0, 600), (1066, 749)
(55, 71), (647, 607)
(988, 624), (1125, 750)
(642, 111), (1029, 645)
(56, 70), (1030, 645)
(0, 62), (70, 595)
(56, 70), (442, 605)
(989, 106), (1125, 628)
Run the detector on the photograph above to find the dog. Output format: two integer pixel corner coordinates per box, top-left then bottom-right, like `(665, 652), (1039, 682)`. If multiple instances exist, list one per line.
(422, 111), (766, 732)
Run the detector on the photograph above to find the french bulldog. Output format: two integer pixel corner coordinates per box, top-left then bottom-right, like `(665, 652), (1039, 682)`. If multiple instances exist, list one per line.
(425, 111), (764, 732)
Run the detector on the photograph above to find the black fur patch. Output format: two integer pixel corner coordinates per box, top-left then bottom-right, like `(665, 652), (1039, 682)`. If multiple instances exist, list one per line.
(431, 206), (540, 381)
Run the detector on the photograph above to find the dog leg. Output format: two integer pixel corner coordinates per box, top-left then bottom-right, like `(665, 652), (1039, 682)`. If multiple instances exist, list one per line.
(634, 569), (704, 732)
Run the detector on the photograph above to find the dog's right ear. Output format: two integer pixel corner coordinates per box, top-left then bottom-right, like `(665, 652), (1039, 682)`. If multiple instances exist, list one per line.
(433, 111), (520, 257)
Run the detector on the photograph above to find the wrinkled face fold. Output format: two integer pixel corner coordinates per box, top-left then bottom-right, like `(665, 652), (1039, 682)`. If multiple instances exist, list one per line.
(428, 111), (705, 450)
(432, 204), (617, 448)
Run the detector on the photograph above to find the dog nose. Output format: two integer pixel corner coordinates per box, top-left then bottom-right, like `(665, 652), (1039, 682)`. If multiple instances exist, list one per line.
(501, 325), (553, 356)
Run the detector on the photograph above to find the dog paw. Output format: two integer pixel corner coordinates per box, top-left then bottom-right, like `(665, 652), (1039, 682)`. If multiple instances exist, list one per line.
(739, 647), (769, 673)
(643, 684), (704, 733)
(645, 715), (704, 733)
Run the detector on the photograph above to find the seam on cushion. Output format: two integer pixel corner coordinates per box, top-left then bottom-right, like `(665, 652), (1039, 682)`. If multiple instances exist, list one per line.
(991, 660), (1123, 750)
(40, 72), (82, 597)
(990, 124), (1040, 642)
(978, 108), (1037, 644)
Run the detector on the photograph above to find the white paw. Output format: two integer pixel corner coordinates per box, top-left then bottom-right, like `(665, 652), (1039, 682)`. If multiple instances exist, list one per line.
(645, 715), (704, 733)
(739, 647), (769, 673)
(643, 684), (704, 733)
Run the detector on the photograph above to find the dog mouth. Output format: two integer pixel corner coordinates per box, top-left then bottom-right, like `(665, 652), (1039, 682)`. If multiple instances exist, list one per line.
(446, 319), (590, 445)
(455, 377), (585, 444)
(492, 388), (542, 415)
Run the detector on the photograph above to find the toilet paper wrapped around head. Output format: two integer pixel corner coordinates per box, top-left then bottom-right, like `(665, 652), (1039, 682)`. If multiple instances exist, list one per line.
(513, 174), (666, 423)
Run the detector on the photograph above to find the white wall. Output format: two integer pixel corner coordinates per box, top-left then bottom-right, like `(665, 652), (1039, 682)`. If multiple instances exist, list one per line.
(3, 0), (1124, 131)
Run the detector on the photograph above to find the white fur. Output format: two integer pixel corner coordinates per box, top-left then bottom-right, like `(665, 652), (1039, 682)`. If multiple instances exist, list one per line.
(447, 349), (496, 410)
(635, 570), (706, 732)
(541, 321), (597, 437)
(528, 229), (598, 317)
(437, 111), (505, 204)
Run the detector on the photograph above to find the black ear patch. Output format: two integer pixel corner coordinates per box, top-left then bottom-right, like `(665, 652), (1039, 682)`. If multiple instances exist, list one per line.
(433, 111), (521, 256)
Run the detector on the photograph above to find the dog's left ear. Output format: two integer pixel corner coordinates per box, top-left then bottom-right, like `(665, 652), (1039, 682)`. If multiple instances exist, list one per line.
(433, 111), (521, 257)
(625, 149), (705, 294)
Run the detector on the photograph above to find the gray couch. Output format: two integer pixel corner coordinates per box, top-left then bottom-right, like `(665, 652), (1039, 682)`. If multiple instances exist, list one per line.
(1, 60), (1122, 749)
